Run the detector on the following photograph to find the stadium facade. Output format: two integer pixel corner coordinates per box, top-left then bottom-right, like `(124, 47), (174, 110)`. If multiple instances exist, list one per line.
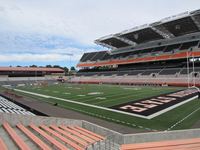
(74, 10), (200, 87)
(0, 67), (64, 77)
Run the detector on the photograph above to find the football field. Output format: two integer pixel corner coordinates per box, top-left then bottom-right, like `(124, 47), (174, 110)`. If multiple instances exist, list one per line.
(13, 83), (200, 131)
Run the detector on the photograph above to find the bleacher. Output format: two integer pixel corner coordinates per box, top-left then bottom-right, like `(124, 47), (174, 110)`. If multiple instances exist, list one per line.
(0, 122), (105, 150)
(0, 96), (35, 116)
(76, 66), (200, 77)
(159, 68), (181, 75)
(141, 69), (161, 75)
(0, 106), (199, 150)
(80, 51), (109, 62)
(78, 39), (200, 66)
(77, 10), (200, 87)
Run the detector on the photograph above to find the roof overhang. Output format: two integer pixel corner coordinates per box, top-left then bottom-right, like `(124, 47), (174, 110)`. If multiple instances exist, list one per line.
(95, 9), (200, 51)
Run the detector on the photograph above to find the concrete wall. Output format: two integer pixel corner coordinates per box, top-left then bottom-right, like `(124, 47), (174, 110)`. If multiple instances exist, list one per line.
(0, 76), (55, 82)
(82, 121), (124, 144)
(0, 113), (82, 126)
(123, 128), (200, 144)
(1, 112), (200, 146)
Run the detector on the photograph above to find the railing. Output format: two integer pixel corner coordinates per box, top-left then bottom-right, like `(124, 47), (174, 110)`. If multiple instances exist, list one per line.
(87, 135), (120, 150)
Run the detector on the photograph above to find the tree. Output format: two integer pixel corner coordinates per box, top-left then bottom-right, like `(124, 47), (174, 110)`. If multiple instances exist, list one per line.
(30, 65), (37, 67)
(46, 65), (52, 68)
(63, 67), (69, 76)
(53, 65), (61, 68)
(70, 66), (76, 71)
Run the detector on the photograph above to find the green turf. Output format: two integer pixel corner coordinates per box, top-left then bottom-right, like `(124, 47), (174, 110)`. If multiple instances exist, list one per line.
(10, 83), (200, 131)
(17, 84), (183, 107)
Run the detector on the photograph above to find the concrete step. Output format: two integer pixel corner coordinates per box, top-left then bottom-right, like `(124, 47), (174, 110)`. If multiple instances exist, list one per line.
(14, 127), (40, 150)
(0, 126), (18, 150)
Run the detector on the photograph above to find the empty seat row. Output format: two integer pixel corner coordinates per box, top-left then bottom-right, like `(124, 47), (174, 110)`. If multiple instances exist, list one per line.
(77, 67), (200, 77)
(0, 96), (35, 116)
(79, 41), (199, 63)
(1, 122), (105, 150)
(159, 68), (181, 75)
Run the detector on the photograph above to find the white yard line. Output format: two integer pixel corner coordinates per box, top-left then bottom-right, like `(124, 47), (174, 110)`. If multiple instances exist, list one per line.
(166, 104), (200, 131)
(14, 88), (199, 120)
(14, 88), (158, 131)
(150, 95), (198, 119)
(14, 88), (150, 119)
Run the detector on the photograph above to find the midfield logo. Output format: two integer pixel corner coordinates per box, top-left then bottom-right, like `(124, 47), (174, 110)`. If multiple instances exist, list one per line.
(110, 89), (199, 119)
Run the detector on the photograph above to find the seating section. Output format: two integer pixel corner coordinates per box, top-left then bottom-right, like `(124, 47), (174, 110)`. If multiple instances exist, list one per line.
(1, 122), (105, 150)
(141, 69), (161, 75)
(0, 96), (35, 116)
(79, 41), (199, 65)
(159, 68), (181, 75)
(76, 66), (200, 77)
(121, 138), (200, 150)
(80, 51), (109, 62)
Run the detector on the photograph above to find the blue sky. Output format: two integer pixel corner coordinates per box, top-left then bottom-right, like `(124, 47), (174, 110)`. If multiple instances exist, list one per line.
(0, 0), (200, 68)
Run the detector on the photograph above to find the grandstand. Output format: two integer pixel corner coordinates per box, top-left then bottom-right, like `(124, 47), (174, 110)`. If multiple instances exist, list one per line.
(0, 67), (65, 87)
(0, 67), (64, 77)
(74, 9), (200, 87)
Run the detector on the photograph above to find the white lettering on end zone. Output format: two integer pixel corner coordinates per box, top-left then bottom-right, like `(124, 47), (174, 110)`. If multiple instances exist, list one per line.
(111, 88), (199, 119)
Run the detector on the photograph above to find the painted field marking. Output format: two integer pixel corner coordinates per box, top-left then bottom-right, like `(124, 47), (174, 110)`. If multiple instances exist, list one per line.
(123, 87), (141, 90)
(92, 89), (169, 105)
(77, 95), (86, 97)
(87, 92), (103, 95)
(63, 92), (71, 95)
(62, 105), (157, 131)
(95, 97), (106, 100)
(14, 88), (151, 119)
(83, 90), (149, 103)
(166, 105), (200, 131)
(14, 88), (198, 121)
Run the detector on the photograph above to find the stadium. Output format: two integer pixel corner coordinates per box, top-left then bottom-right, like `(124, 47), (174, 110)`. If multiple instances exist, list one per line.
(0, 4), (200, 150)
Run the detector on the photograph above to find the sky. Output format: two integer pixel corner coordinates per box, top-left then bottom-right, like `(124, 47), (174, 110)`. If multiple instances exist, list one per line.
(0, 0), (200, 68)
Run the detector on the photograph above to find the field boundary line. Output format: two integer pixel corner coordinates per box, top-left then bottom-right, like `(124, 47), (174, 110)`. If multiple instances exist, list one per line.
(14, 88), (151, 119)
(166, 104), (200, 131)
(14, 88), (159, 131)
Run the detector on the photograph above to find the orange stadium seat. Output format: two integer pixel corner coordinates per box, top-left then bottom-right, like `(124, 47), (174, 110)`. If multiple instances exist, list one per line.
(0, 137), (8, 150)
(50, 125), (90, 147)
(0, 121), (106, 150)
(59, 125), (96, 144)
(16, 124), (51, 150)
(121, 138), (200, 150)
(40, 125), (84, 150)
(29, 124), (68, 150)
(3, 122), (31, 150)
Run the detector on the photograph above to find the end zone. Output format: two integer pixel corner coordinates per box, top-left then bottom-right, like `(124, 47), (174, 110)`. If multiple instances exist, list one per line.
(110, 88), (199, 119)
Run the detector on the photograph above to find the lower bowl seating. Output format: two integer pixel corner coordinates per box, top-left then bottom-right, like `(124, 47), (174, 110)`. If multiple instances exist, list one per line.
(0, 121), (105, 150)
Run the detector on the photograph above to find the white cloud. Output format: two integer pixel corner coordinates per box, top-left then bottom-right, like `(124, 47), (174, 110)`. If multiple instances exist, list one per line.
(0, 47), (99, 63)
(0, 0), (200, 66)
(1, 0), (200, 45)
(0, 53), (79, 62)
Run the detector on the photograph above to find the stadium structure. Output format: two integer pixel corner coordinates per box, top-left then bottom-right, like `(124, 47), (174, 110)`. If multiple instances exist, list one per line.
(74, 10), (200, 87)
(0, 10), (200, 150)
(0, 67), (64, 77)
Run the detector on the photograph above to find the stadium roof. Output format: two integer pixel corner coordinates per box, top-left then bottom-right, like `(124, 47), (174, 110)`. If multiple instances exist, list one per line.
(95, 9), (200, 50)
(0, 67), (64, 72)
